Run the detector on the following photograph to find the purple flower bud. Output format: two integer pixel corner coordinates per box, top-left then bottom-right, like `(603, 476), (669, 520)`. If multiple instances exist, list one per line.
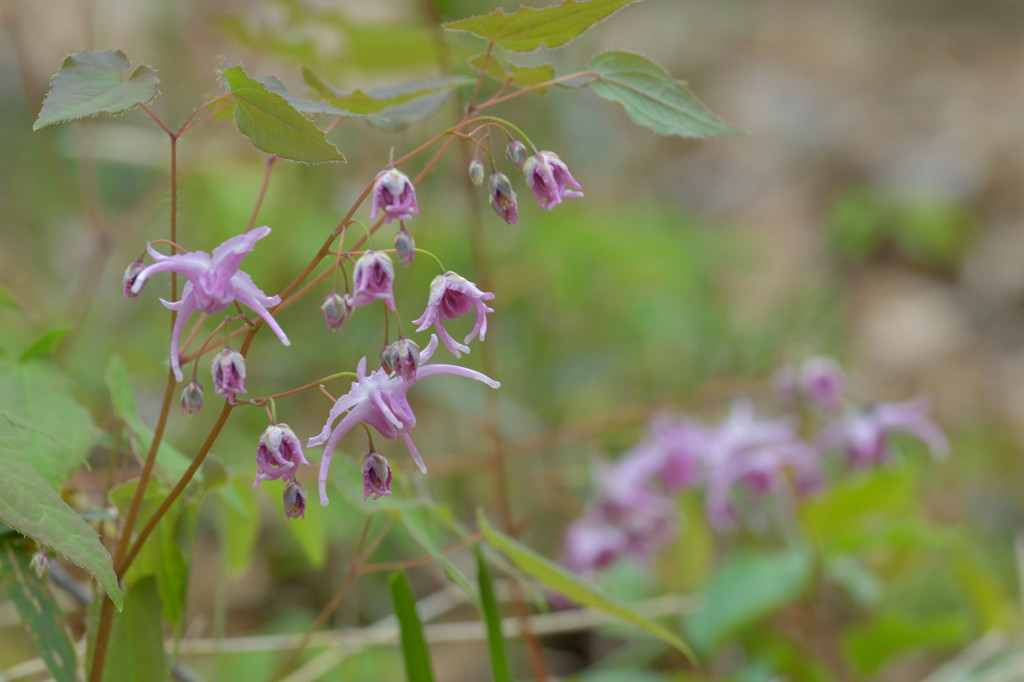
(283, 480), (307, 521)
(468, 159), (485, 187)
(488, 172), (518, 225)
(254, 423), (311, 487)
(181, 381), (204, 416)
(362, 451), (393, 501)
(321, 292), (355, 332)
(523, 151), (583, 210)
(212, 348), (246, 403)
(395, 228), (415, 267)
(29, 550), (48, 578)
(370, 168), (418, 224)
(381, 338), (421, 383)
(800, 356), (845, 411)
(506, 140), (527, 171)
(123, 261), (145, 300)
(352, 250), (396, 310)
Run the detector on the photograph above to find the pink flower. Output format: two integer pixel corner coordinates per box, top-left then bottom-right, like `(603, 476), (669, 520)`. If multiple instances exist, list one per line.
(283, 481), (307, 521)
(412, 272), (495, 358)
(307, 335), (500, 505)
(211, 348), (246, 403)
(129, 226), (290, 381)
(800, 356), (845, 411)
(369, 168), (418, 224)
(488, 172), (518, 225)
(253, 423), (310, 487)
(523, 151), (583, 210)
(819, 398), (948, 468)
(352, 250), (395, 310)
(362, 451), (393, 500)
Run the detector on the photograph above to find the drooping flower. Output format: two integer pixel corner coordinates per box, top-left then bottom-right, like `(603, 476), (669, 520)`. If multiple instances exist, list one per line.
(488, 172), (518, 225)
(181, 381), (204, 416)
(412, 271), (495, 358)
(212, 348), (247, 403)
(283, 481), (307, 521)
(351, 250), (396, 310)
(128, 226), (290, 381)
(253, 423), (310, 487)
(321, 292), (355, 332)
(800, 356), (845, 411)
(381, 338), (421, 383)
(362, 451), (393, 501)
(395, 227), (416, 267)
(506, 140), (528, 171)
(307, 335), (500, 505)
(369, 168), (418, 224)
(819, 398), (948, 468)
(123, 261), (145, 300)
(467, 159), (485, 187)
(523, 151), (583, 210)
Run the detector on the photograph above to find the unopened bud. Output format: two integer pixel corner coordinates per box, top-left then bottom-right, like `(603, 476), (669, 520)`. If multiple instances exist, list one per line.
(506, 140), (527, 171)
(362, 451), (393, 501)
(123, 261), (145, 300)
(381, 338), (421, 382)
(488, 172), (518, 225)
(181, 381), (204, 416)
(29, 550), (48, 578)
(283, 480), (307, 521)
(212, 348), (246, 403)
(468, 158), (485, 187)
(395, 227), (415, 267)
(321, 292), (355, 332)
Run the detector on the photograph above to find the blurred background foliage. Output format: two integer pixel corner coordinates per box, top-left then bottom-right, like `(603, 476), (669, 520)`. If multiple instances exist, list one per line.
(1, 0), (1023, 680)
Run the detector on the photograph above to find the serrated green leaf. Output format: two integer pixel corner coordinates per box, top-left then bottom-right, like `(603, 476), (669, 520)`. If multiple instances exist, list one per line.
(390, 571), (436, 682)
(100, 577), (165, 682)
(684, 547), (812, 655)
(477, 511), (694, 661)
(303, 69), (467, 130)
(0, 540), (78, 682)
(475, 544), (512, 682)
(34, 50), (159, 130)
(220, 65), (345, 163)
(18, 327), (71, 361)
(258, 75), (353, 117)
(588, 51), (745, 138)
(470, 54), (556, 93)
(391, 505), (478, 605)
(0, 445), (121, 609)
(109, 479), (195, 627)
(0, 359), (94, 488)
(444, 0), (645, 53)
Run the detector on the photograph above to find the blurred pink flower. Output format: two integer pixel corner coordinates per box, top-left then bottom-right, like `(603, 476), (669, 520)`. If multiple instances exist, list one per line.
(523, 151), (583, 210)
(211, 348), (247, 404)
(819, 398), (948, 468)
(412, 272), (494, 358)
(800, 356), (845, 411)
(352, 250), (396, 310)
(369, 168), (418, 224)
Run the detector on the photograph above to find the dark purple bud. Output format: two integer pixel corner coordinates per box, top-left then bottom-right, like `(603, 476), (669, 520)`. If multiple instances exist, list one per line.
(506, 140), (527, 171)
(362, 451), (392, 501)
(212, 348), (246, 403)
(488, 172), (518, 225)
(468, 158), (485, 187)
(283, 480), (307, 521)
(381, 338), (421, 383)
(123, 261), (145, 300)
(321, 292), (355, 332)
(395, 227), (415, 267)
(181, 381), (204, 416)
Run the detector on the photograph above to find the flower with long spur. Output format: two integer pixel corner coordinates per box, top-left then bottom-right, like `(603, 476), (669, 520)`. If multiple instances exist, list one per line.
(307, 334), (499, 505)
(127, 226), (290, 381)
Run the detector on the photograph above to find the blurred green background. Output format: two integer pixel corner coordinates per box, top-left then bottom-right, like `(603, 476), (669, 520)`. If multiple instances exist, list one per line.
(2, 0), (1023, 680)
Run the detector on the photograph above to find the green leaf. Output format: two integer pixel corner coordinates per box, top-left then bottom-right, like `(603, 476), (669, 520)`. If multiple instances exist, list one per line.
(105, 355), (199, 486)
(220, 65), (345, 163)
(109, 479), (196, 627)
(443, 0), (645, 53)
(475, 545), (512, 682)
(389, 571), (436, 682)
(34, 50), (159, 130)
(0, 445), (121, 609)
(588, 51), (745, 138)
(843, 612), (967, 676)
(258, 75), (353, 117)
(470, 54), (556, 93)
(684, 547), (812, 655)
(477, 511), (694, 661)
(18, 327), (71, 361)
(0, 540), (78, 682)
(303, 69), (468, 130)
(0, 359), (94, 488)
(216, 478), (261, 575)
(100, 577), (165, 682)
(391, 505), (478, 605)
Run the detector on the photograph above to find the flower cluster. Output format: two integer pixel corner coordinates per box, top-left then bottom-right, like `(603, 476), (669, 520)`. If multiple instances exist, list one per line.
(562, 356), (948, 576)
